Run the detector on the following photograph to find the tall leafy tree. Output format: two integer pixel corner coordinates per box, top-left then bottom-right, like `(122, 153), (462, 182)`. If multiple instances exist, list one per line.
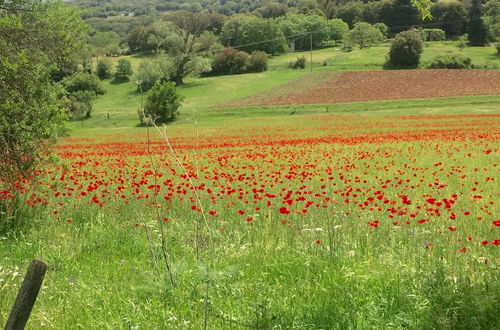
(221, 15), (287, 55)
(164, 11), (220, 85)
(0, 0), (89, 184)
(468, 0), (488, 46)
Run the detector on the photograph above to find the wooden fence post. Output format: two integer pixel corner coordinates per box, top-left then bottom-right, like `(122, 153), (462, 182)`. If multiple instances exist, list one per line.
(5, 259), (47, 330)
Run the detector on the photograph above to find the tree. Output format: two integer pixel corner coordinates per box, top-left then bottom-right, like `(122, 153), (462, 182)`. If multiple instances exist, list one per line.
(379, 0), (422, 34)
(279, 14), (331, 50)
(126, 25), (157, 52)
(328, 19), (349, 43)
(221, 14), (287, 55)
(163, 11), (221, 85)
(0, 0), (89, 184)
(96, 59), (113, 80)
(468, 0), (488, 46)
(89, 31), (122, 57)
(337, 2), (364, 28)
(344, 22), (384, 49)
(114, 59), (133, 82)
(388, 29), (423, 68)
(63, 72), (106, 95)
(139, 82), (184, 124)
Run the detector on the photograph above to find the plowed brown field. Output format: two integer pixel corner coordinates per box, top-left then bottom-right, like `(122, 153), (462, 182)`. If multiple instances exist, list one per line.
(218, 70), (500, 108)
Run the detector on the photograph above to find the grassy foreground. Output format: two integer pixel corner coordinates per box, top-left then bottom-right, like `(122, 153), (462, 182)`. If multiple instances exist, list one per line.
(1, 101), (499, 329)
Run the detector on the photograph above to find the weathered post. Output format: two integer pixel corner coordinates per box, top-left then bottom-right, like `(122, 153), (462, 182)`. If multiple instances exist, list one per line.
(5, 259), (47, 330)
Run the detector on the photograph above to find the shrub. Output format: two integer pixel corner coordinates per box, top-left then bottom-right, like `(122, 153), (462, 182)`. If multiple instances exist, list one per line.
(289, 56), (306, 69)
(246, 51), (268, 72)
(96, 59), (112, 80)
(457, 35), (467, 51)
(114, 59), (133, 82)
(427, 54), (472, 69)
(212, 48), (268, 75)
(496, 42), (500, 56)
(63, 72), (106, 95)
(388, 29), (424, 68)
(139, 82), (184, 124)
(423, 28), (446, 41)
(212, 48), (249, 75)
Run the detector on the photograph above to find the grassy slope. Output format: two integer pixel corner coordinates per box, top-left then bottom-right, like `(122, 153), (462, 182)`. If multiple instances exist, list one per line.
(81, 41), (500, 132)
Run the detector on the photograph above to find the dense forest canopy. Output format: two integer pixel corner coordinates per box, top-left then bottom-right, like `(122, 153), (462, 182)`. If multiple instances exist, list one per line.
(71, 0), (499, 42)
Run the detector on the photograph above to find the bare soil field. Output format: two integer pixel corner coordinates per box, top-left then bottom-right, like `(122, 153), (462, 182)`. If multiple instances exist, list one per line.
(217, 70), (500, 108)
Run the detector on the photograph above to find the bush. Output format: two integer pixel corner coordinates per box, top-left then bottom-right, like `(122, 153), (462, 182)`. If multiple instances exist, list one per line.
(114, 59), (133, 82)
(496, 42), (500, 56)
(246, 51), (268, 72)
(388, 29), (424, 68)
(427, 54), (472, 69)
(289, 56), (306, 69)
(423, 28), (446, 41)
(139, 82), (184, 124)
(212, 48), (249, 75)
(96, 59), (112, 80)
(212, 48), (268, 75)
(63, 72), (106, 95)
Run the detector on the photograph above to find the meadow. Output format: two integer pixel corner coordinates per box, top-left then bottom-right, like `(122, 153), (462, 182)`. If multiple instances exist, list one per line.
(1, 43), (499, 329)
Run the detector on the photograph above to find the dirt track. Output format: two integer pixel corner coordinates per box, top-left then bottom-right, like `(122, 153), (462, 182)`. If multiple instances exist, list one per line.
(221, 70), (500, 108)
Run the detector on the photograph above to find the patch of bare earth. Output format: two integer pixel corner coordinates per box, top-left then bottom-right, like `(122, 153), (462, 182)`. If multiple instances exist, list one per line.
(222, 70), (500, 108)
(214, 71), (339, 108)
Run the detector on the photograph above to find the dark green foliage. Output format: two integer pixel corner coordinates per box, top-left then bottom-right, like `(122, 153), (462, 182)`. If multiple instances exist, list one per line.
(126, 25), (157, 52)
(388, 29), (424, 68)
(379, 0), (422, 34)
(468, 0), (488, 46)
(336, 2), (364, 28)
(430, 1), (468, 38)
(114, 59), (133, 82)
(96, 59), (113, 80)
(257, 2), (288, 18)
(290, 56), (306, 69)
(139, 82), (184, 124)
(0, 0), (88, 184)
(221, 15), (287, 55)
(63, 72), (106, 95)
(427, 54), (472, 69)
(495, 42), (500, 56)
(422, 29), (446, 41)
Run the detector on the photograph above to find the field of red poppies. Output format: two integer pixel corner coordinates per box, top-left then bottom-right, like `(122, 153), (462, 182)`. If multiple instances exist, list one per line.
(1, 110), (499, 328)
